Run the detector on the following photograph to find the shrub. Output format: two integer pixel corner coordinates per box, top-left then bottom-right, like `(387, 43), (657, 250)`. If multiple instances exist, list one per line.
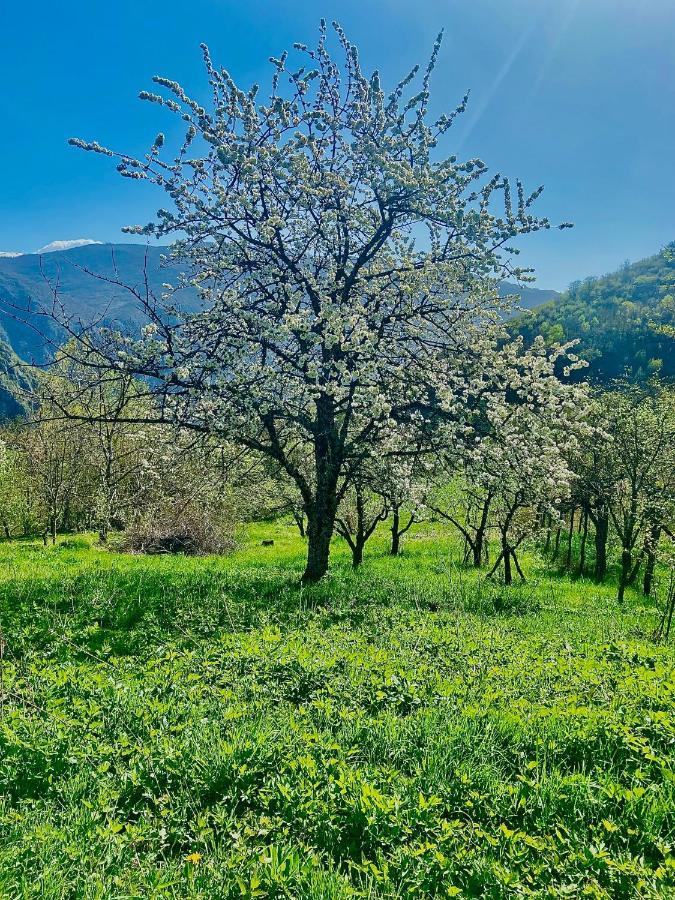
(56, 537), (91, 551)
(119, 502), (234, 555)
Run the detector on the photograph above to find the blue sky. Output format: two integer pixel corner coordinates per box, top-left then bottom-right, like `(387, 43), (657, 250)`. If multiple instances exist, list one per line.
(1, 0), (673, 289)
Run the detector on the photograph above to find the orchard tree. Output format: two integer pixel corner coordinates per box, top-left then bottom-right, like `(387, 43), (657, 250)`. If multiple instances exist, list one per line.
(480, 341), (586, 584)
(373, 454), (430, 556)
(0, 439), (23, 538)
(603, 388), (675, 603)
(335, 475), (389, 567)
(39, 352), (160, 542)
(16, 407), (87, 543)
(334, 441), (429, 564)
(0, 425), (42, 537)
(432, 339), (587, 579)
(567, 407), (614, 581)
(58, 22), (571, 581)
(654, 534), (675, 642)
(119, 435), (241, 554)
(428, 479), (494, 568)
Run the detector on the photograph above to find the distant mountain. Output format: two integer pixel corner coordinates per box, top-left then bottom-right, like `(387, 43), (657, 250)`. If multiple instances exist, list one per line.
(514, 244), (675, 383)
(499, 281), (560, 314)
(0, 242), (558, 349)
(0, 241), (561, 416)
(0, 243), (197, 365)
(3, 237), (673, 409)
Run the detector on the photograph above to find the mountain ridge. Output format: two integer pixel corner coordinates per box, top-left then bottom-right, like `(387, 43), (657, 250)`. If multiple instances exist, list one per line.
(0, 243), (196, 365)
(0, 239), (560, 362)
(4, 240), (673, 411)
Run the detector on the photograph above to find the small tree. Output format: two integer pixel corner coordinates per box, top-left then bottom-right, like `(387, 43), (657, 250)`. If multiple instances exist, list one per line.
(40, 352), (160, 542)
(379, 460), (428, 557)
(427, 476), (494, 568)
(119, 436), (242, 554)
(16, 407), (87, 543)
(335, 475), (388, 567)
(436, 339), (587, 581)
(364, 443), (429, 557)
(0, 439), (23, 538)
(602, 388), (675, 603)
(654, 531), (675, 641)
(0, 425), (42, 537)
(565, 398), (616, 580)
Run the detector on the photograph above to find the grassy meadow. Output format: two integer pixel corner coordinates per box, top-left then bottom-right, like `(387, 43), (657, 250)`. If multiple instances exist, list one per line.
(0, 523), (674, 898)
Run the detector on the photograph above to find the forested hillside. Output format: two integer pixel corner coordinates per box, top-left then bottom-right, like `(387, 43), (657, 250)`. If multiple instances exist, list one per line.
(0, 331), (31, 418)
(516, 244), (675, 383)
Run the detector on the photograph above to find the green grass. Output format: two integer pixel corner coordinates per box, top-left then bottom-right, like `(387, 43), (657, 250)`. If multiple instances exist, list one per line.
(0, 524), (674, 898)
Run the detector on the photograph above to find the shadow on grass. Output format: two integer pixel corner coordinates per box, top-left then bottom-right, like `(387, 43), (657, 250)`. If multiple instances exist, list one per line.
(0, 527), (657, 666)
(1, 535), (417, 661)
(0, 563), (314, 660)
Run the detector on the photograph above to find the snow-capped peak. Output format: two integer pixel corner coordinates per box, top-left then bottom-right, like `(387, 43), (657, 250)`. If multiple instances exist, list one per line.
(0, 251), (23, 258)
(36, 239), (102, 254)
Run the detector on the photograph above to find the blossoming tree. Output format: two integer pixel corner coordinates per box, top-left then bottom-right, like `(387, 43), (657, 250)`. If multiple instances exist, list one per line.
(63, 22), (571, 581)
(430, 339), (588, 580)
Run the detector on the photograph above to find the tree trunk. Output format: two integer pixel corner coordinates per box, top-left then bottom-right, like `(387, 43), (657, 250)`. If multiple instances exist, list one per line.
(617, 547), (631, 604)
(578, 509), (588, 577)
(565, 507), (576, 568)
(301, 397), (339, 583)
(643, 525), (661, 597)
(352, 539), (364, 568)
(294, 511), (306, 538)
(594, 512), (608, 581)
(472, 537), (482, 568)
(665, 593), (675, 641)
(659, 573), (675, 641)
(390, 504), (415, 557)
(627, 553), (643, 587)
(544, 514), (552, 553)
(617, 502), (638, 603)
(552, 527), (562, 562)
(473, 496), (491, 568)
(511, 549), (526, 582)
(643, 550), (656, 598)
(303, 516), (334, 583)
(390, 508), (400, 556)
(302, 480), (338, 583)
(503, 541), (513, 586)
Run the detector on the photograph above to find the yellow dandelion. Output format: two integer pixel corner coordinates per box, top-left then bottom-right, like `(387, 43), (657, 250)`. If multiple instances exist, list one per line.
(185, 852), (202, 865)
